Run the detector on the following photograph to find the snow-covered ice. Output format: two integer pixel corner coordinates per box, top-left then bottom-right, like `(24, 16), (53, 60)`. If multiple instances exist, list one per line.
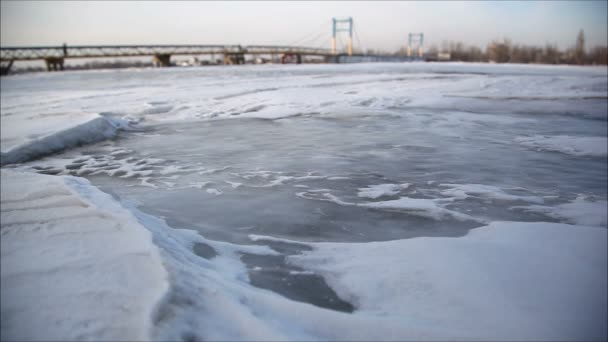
(285, 221), (607, 341)
(1, 62), (606, 340)
(0, 169), (168, 341)
(1, 112), (136, 166)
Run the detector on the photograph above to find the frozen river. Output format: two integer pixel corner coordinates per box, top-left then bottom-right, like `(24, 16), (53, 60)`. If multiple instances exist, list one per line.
(1, 63), (607, 340)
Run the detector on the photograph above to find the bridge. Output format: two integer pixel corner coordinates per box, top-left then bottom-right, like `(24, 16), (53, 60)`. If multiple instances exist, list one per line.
(0, 17), (426, 74)
(0, 44), (334, 72)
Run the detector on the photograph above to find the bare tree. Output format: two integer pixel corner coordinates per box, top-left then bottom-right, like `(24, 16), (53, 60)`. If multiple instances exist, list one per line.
(542, 44), (561, 64)
(588, 46), (608, 65)
(487, 39), (511, 63)
(575, 29), (585, 64)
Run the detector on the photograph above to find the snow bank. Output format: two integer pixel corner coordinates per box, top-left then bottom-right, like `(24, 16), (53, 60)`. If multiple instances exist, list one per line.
(515, 135), (608, 157)
(0, 170), (168, 341)
(284, 221), (607, 341)
(1, 114), (135, 166)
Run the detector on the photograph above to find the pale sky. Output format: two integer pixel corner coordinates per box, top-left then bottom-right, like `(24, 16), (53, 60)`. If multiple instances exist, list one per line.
(1, 1), (607, 52)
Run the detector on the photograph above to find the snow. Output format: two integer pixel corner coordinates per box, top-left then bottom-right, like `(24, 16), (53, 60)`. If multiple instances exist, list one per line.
(8, 169), (604, 341)
(225, 181), (243, 189)
(127, 195), (607, 341)
(1, 62), (606, 341)
(439, 183), (545, 203)
(357, 183), (411, 199)
(296, 190), (482, 222)
(515, 135), (608, 157)
(1, 166), (606, 341)
(1, 113), (136, 166)
(188, 181), (214, 189)
(285, 221), (608, 341)
(360, 196), (480, 222)
(206, 188), (222, 195)
(2, 63), (606, 167)
(512, 195), (608, 227)
(0, 169), (168, 341)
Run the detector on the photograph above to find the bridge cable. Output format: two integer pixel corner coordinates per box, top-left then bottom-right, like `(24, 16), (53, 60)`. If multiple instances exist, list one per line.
(283, 21), (329, 47)
(353, 23), (364, 54)
(312, 36), (331, 51)
(335, 34), (343, 54)
(299, 31), (327, 49)
(302, 30), (330, 48)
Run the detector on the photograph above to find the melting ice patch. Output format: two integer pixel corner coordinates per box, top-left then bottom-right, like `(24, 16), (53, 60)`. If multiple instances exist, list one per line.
(515, 135), (608, 157)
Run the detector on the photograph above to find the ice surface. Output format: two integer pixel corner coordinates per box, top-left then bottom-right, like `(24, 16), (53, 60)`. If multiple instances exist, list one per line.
(516, 135), (608, 157)
(357, 183), (411, 199)
(0, 169), (168, 341)
(360, 196), (481, 222)
(295, 189), (482, 223)
(115, 190), (607, 341)
(1, 63), (606, 341)
(2, 63), (606, 166)
(439, 183), (545, 203)
(512, 195), (608, 227)
(3, 170), (604, 340)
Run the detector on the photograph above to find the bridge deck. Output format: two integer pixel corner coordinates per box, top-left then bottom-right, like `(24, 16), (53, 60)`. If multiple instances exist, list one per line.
(1, 45), (333, 61)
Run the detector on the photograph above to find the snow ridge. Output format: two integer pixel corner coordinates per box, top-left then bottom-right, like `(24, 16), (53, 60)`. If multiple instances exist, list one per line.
(1, 114), (134, 166)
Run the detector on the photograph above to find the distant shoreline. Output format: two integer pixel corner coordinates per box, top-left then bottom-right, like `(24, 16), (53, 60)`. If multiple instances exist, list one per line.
(3, 58), (607, 76)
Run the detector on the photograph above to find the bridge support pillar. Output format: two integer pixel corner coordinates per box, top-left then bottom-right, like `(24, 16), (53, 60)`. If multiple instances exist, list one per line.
(223, 53), (245, 65)
(0, 60), (14, 76)
(280, 54), (302, 64)
(153, 54), (172, 67)
(44, 57), (64, 71)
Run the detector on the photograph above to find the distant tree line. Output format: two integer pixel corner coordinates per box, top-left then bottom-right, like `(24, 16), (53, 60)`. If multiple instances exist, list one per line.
(425, 30), (607, 65)
(361, 30), (606, 65)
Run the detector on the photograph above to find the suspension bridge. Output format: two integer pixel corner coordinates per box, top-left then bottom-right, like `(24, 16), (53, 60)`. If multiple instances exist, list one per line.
(0, 17), (425, 74)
